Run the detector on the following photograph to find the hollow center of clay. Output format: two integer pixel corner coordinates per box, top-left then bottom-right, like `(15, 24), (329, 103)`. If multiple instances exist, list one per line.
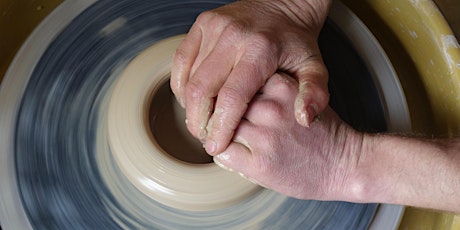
(149, 79), (213, 164)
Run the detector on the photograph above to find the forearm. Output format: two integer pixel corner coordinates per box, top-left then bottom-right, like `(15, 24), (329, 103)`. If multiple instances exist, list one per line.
(349, 134), (460, 213)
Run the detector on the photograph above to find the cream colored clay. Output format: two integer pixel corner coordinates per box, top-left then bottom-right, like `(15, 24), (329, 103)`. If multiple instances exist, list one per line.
(107, 35), (261, 211)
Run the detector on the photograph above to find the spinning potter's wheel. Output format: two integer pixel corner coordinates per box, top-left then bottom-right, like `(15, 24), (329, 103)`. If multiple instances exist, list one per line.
(0, 0), (411, 229)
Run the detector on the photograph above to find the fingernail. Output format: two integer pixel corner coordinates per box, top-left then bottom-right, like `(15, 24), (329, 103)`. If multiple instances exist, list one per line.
(214, 156), (233, 172)
(198, 128), (207, 141)
(307, 104), (318, 126)
(294, 94), (308, 127)
(205, 140), (216, 154)
(299, 110), (308, 127)
(175, 96), (185, 108)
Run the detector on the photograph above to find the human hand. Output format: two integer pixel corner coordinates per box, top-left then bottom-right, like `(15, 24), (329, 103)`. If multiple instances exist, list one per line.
(213, 73), (363, 201)
(171, 0), (331, 155)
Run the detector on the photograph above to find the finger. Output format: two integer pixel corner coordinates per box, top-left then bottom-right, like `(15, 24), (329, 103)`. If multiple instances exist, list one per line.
(171, 10), (232, 108)
(171, 25), (203, 108)
(213, 142), (264, 186)
(244, 73), (297, 125)
(204, 58), (271, 155)
(294, 58), (329, 127)
(213, 119), (253, 172)
(189, 12), (232, 77)
(213, 141), (252, 173)
(258, 72), (298, 98)
(213, 120), (263, 184)
(183, 39), (237, 141)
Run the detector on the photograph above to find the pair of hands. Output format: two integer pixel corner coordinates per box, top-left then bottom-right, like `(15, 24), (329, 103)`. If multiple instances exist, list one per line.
(170, 1), (460, 213)
(170, 0), (357, 200)
(171, 0), (330, 154)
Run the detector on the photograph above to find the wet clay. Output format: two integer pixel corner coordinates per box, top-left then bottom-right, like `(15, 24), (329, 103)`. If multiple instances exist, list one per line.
(107, 35), (260, 211)
(149, 80), (212, 164)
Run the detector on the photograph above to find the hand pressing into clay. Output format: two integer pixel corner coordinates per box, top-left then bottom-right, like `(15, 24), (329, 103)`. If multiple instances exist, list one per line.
(213, 73), (361, 201)
(171, 0), (331, 155)
(213, 73), (460, 213)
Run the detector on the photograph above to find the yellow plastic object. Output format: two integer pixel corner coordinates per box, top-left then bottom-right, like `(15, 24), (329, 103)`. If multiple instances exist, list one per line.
(341, 0), (460, 229)
(372, 0), (460, 135)
(1, 0), (459, 229)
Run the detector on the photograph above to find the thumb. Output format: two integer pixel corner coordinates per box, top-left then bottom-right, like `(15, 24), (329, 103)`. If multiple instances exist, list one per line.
(213, 141), (262, 185)
(213, 141), (252, 173)
(294, 60), (329, 127)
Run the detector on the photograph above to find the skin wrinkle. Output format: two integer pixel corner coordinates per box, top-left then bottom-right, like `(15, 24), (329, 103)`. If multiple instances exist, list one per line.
(215, 95), (248, 127)
(268, 0), (323, 32)
(213, 72), (354, 201)
(265, 122), (322, 199)
(171, 0), (460, 214)
(352, 134), (397, 202)
(207, 56), (262, 135)
(307, 130), (332, 198)
(221, 20), (247, 51)
(328, 125), (362, 199)
(244, 34), (279, 69)
(250, 127), (275, 174)
(195, 12), (230, 62)
(172, 0), (332, 155)
(283, 132), (317, 197)
(301, 0), (331, 31)
(238, 0), (285, 27)
(253, 78), (327, 197)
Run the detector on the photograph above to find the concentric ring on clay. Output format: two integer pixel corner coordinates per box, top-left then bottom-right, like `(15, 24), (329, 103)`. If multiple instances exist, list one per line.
(0, 0), (409, 229)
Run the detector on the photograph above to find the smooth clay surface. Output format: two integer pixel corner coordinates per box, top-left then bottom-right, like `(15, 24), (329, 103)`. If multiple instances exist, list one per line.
(149, 79), (213, 164)
(0, 0), (391, 229)
(107, 35), (262, 211)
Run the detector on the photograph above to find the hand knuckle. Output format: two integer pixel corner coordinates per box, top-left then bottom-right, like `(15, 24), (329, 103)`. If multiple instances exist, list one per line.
(195, 11), (215, 24)
(220, 85), (247, 107)
(270, 102), (286, 120)
(250, 32), (278, 53)
(274, 76), (296, 95)
(251, 32), (272, 47)
(173, 47), (188, 64)
(198, 10), (235, 29)
(185, 80), (206, 100)
(255, 146), (278, 175)
(224, 20), (245, 34)
(259, 100), (284, 121)
(244, 33), (278, 69)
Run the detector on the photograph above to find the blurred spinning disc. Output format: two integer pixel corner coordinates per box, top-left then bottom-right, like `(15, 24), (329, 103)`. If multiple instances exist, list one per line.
(0, 0), (411, 229)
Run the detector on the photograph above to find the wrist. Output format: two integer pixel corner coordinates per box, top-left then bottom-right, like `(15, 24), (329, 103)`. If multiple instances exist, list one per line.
(241, 0), (331, 32)
(338, 132), (382, 203)
(351, 134), (460, 212)
(273, 0), (332, 32)
(323, 123), (367, 202)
